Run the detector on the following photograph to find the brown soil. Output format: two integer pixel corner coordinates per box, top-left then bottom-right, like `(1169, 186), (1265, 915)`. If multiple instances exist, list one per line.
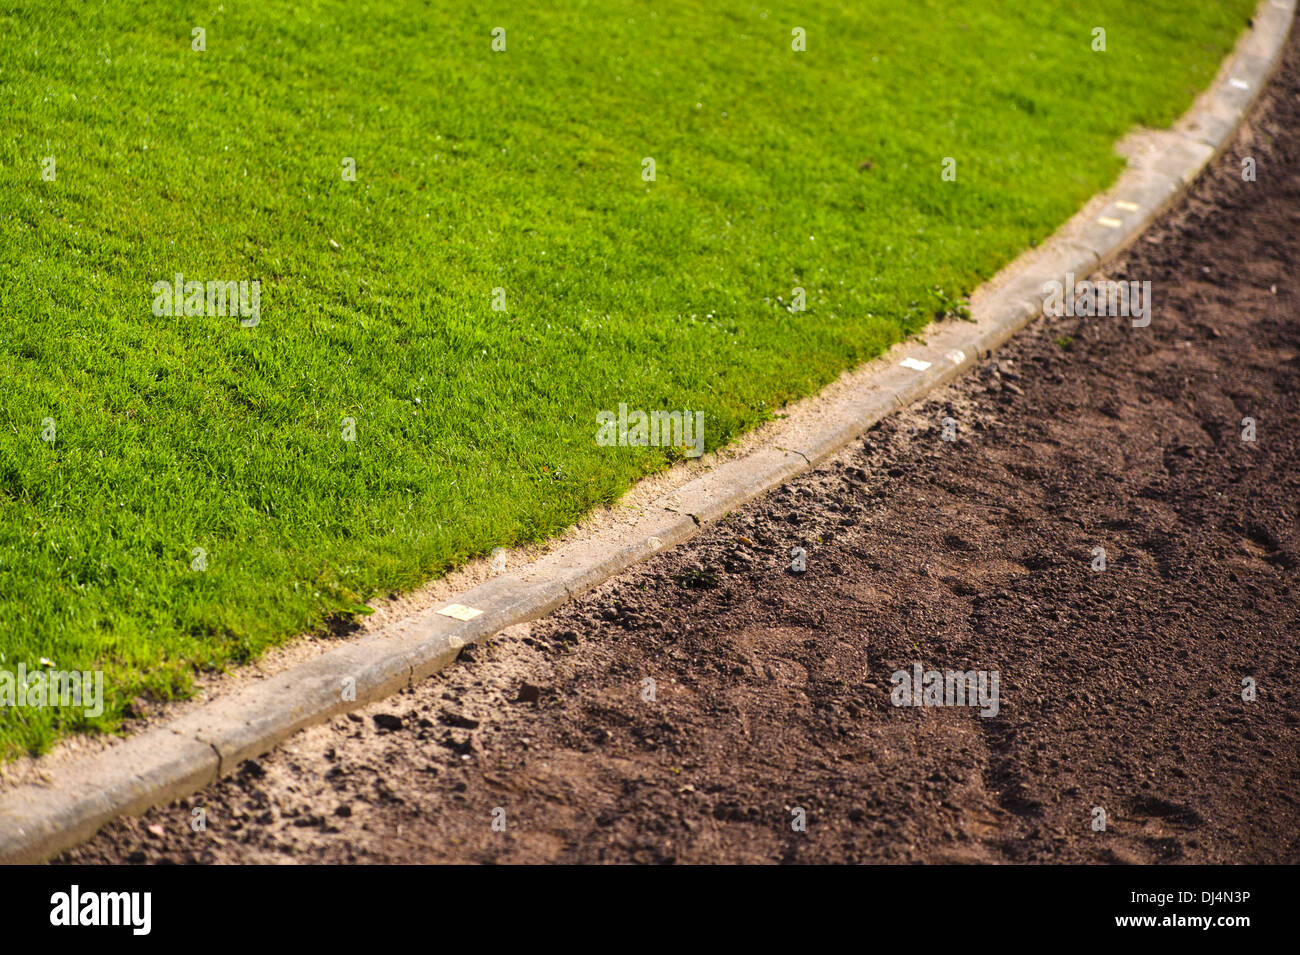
(62, 27), (1300, 866)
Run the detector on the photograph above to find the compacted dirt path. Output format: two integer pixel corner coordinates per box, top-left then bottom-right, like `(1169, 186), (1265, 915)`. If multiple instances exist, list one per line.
(65, 30), (1300, 866)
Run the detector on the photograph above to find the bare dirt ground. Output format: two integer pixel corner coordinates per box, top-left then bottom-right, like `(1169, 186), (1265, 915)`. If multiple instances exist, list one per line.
(63, 28), (1300, 866)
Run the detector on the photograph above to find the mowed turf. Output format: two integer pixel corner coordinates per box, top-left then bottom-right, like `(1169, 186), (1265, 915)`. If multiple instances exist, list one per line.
(0, 0), (1255, 755)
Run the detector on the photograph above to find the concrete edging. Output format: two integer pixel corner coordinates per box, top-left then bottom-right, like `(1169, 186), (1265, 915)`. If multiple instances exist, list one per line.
(1, 0), (1293, 864)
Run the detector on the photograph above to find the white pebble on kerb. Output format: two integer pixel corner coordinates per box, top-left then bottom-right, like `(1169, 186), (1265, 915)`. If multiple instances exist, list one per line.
(437, 604), (483, 621)
(900, 357), (932, 371)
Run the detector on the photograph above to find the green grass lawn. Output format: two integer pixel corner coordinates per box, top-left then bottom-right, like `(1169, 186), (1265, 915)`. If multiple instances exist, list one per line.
(0, 0), (1255, 756)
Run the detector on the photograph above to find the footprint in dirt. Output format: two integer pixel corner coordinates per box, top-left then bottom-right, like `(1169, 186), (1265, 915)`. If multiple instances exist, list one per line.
(1098, 795), (1206, 863)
